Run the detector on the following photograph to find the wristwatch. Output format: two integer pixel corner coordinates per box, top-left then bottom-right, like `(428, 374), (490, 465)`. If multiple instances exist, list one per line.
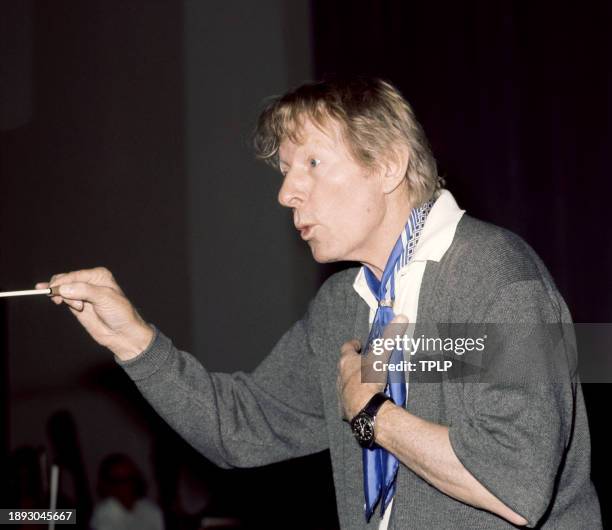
(350, 392), (393, 448)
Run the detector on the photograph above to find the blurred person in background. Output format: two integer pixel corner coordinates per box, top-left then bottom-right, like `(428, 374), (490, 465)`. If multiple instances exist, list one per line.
(90, 453), (164, 530)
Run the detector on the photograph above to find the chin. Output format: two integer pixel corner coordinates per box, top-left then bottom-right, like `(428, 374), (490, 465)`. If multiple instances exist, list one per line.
(308, 242), (343, 264)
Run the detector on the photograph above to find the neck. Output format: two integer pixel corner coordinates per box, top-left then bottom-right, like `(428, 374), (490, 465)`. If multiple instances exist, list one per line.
(361, 188), (414, 280)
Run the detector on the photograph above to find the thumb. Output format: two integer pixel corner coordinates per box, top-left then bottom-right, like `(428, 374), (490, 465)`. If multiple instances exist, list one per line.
(341, 339), (362, 355)
(55, 282), (112, 305)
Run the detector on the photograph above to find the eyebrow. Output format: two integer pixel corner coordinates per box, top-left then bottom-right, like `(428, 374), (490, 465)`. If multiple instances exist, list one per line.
(277, 137), (331, 168)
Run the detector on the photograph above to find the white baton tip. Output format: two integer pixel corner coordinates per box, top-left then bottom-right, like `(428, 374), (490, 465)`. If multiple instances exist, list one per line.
(0, 288), (52, 298)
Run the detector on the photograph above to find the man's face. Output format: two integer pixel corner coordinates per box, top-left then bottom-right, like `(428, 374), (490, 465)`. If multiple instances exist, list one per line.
(277, 117), (387, 264)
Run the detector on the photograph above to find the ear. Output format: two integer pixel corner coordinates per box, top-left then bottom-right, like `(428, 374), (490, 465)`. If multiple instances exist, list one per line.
(381, 143), (410, 194)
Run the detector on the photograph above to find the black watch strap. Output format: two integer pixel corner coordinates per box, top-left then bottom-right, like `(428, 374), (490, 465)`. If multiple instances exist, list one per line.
(361, 392), (392, 421)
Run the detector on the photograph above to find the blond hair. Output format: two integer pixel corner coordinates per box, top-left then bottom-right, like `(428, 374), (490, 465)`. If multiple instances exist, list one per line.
(253, 77), (442, 205)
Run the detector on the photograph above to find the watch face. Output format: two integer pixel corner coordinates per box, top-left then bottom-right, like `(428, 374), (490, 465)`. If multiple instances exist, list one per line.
(352, 414), (374, 447)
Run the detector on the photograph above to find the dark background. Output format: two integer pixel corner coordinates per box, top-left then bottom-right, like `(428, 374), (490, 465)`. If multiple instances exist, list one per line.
(0, 1), (610, 528)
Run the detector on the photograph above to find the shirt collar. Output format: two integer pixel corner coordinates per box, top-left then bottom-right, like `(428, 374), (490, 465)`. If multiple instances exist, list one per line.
(352, 189), (465, 308)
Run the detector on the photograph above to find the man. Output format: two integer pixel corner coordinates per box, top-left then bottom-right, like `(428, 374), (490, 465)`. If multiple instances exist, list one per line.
(37, 78), (601, 529)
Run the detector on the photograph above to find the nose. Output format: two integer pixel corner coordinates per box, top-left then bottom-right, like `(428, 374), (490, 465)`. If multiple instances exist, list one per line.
(277, 169), (306, 209)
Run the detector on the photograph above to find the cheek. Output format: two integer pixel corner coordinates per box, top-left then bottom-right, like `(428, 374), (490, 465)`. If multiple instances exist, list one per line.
(321, 177), (376, 216)
(321, 188), (381, 248)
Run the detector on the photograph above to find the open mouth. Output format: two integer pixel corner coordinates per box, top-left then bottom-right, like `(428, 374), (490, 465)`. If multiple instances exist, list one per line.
(298, 225), (314, 240)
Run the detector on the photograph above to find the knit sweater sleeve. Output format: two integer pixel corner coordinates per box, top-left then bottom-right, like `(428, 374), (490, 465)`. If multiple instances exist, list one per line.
(113, 298), (329, 469)
(447, 279), (577, 528)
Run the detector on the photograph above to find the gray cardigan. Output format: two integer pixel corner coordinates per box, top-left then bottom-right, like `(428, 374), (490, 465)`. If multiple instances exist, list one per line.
(116, 215), (601, 529)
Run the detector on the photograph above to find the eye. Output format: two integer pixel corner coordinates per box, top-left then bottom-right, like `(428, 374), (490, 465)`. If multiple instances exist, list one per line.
(309, 158), (321, 168)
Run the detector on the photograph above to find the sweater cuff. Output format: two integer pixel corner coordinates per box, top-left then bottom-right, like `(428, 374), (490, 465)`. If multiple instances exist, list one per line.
(114, 325), (172, 381)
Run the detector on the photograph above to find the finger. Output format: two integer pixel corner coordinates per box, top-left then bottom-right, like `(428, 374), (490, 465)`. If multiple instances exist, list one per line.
(68, 305), (84, 318)
(340, 339), (361, 355)
(48, 267), (116, 290)
(56, 282), (113, 304)
(63, 298), (84, 312)
(51, 295), (63, 305)
(68, 303), (93, 319)
(49, 273), (66, 285)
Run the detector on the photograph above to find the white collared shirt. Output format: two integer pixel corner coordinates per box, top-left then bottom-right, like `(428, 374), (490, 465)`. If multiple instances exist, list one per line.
(351, 189), (465, 530)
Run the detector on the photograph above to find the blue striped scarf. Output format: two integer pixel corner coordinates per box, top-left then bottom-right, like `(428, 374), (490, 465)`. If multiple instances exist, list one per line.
(361, 199), (434, 521)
